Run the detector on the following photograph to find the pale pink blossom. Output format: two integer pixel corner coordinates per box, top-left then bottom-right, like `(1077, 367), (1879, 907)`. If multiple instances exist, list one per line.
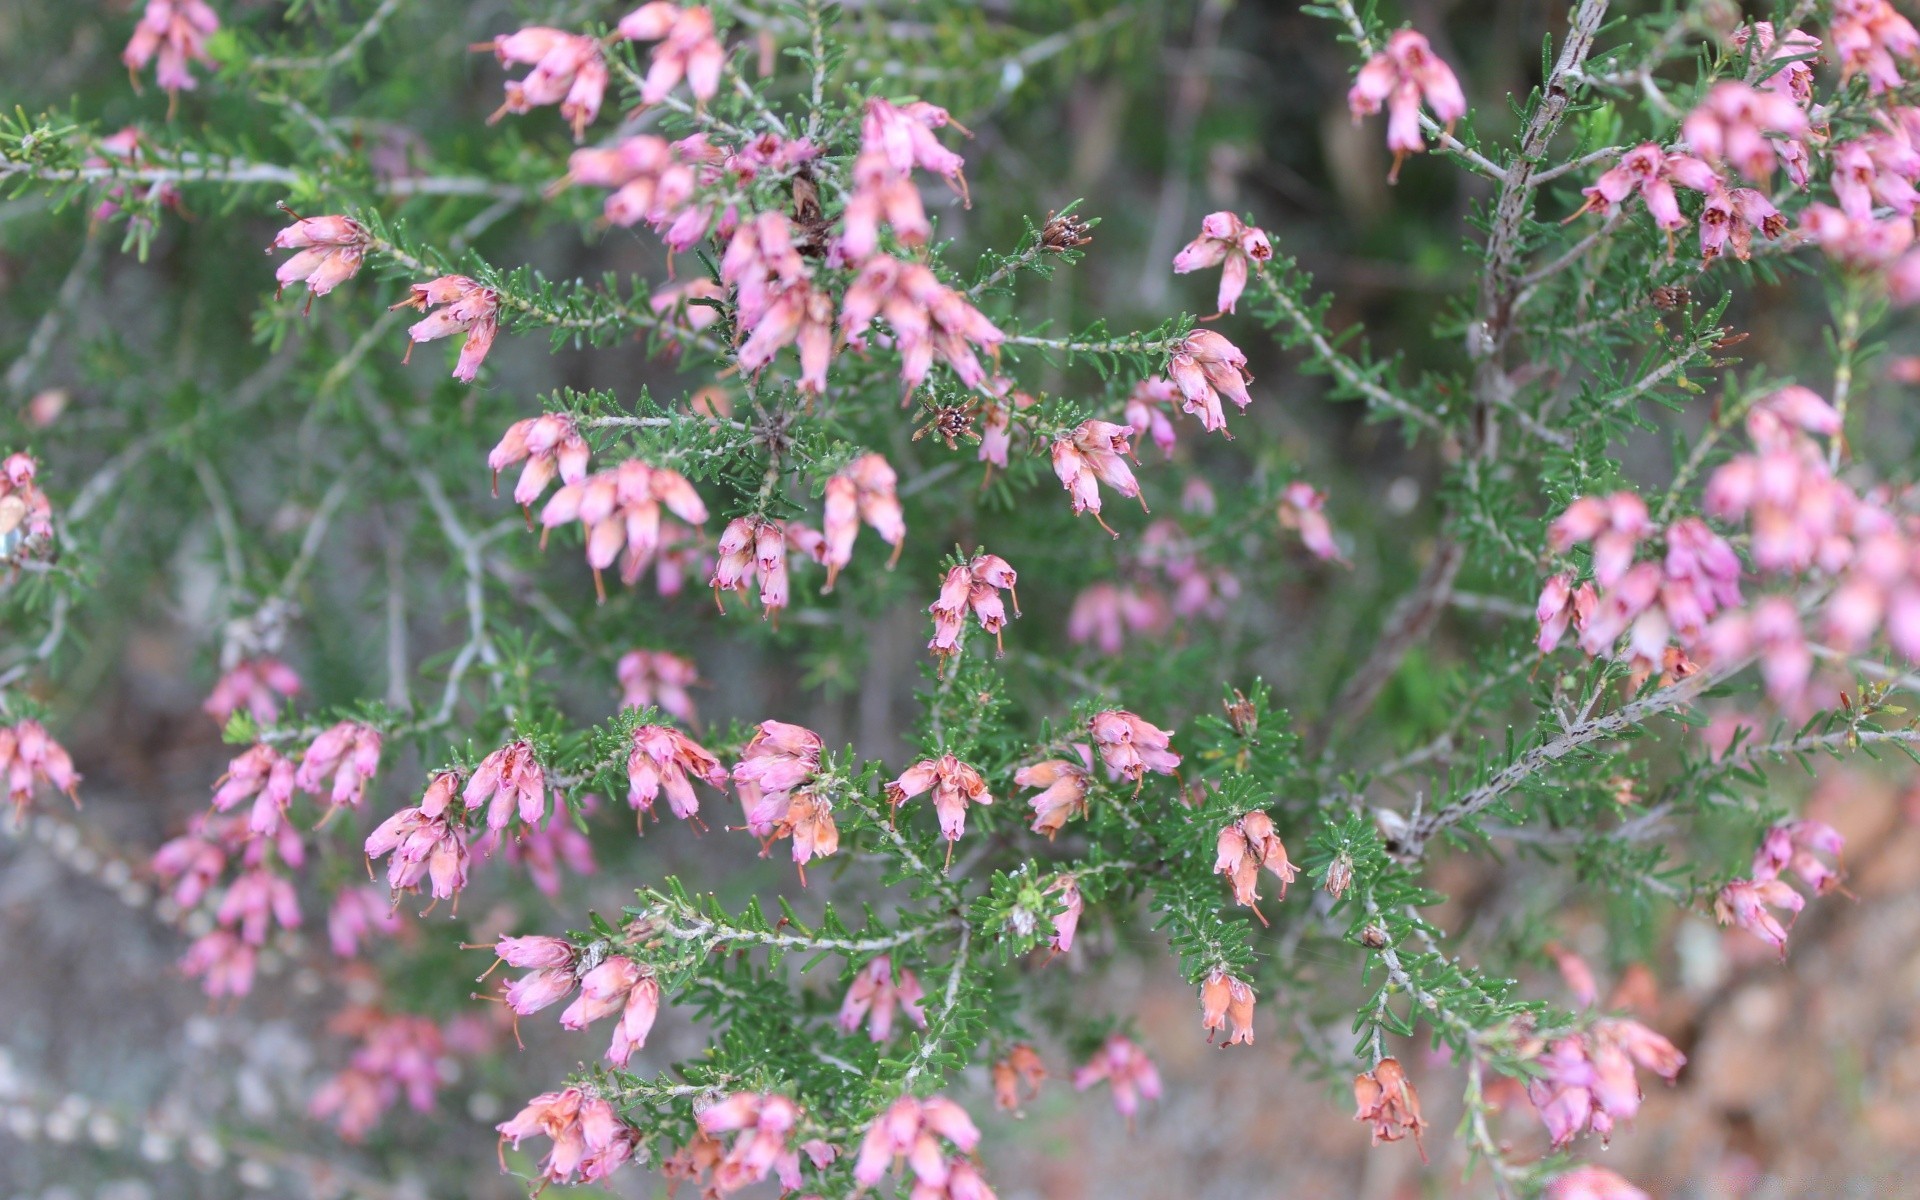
(1073, 1035), (1162, 1123)
(1347, 30), (1468, 180)
(152, 818), (226, 908)
(1753, 819), (1847, 896)
(732, 719), (823, 801)
(568, 135), (710, 242)
(852, 1095), (980, 1188)
(1015, 748), (1092, 837)
(1048, 876), (1083, 953)
(489, 413), (590, 508)
(1199, 969), (1257, 1046)
(1280, 481), (1344, 562)
(327, 886), (402, 957)
(211, 743), (298, 835)
(0, 720), (80, 814)
(1526, 1019), (1685, 1147)
(1124, 378), (1182, 457)
(1353, 1057), (1428, 1159)
(887, 754), (994, 851)
(560, 954), (662, 1066)
(928, 554), (1021, 662)
(1832, 0), (1920, 93)
(500, 804), (597, 896)
(1088, 709), (1181, 786)
(541, 460), (709, 601)
(1732, 22), (1820, 108)
(617, 649), (700, 723)
(822, 453), (905, 590)
(696, 1091), (805, 1194)
(310, 1010), (453, 1142)
(1067, 582), (1170, 654)
(204, 656), (303, 726)
(840, 148), (932, 259)
(738, 278), (836, 394)
(837, 956), (927, 1042)
(1799, 202), (1916, 266)
(839, 255), (1003, 392)
(1213, 809), (1297, 918)
(180, 929), (257, 998)
(707, 515), (791, 618)
(862, 98), (972, 204)
(365, 774), (470, 901)
(617, 4), (725, 107)
(215, 866), (301, 945)
(123, 0), (218, 95)
(1166, 330), (1252, 434)
(270, 215), (368, 301)
(1680, 81), (1811, 184)
(294, 721), (383, 809)
(498, 1087), (639, 1187)
(1172, 211), (1273, 315)
(476, 27), (607, 141)
(1697, 186), (1786, 261)
(1053, 420), (1145, 534)
(1575, 143), (1720, 231)
(464, 741), (547, 830)
(1547, 941), (1599, 1009)
(393, 276), (500, 383)
(626, 724), (728, 824)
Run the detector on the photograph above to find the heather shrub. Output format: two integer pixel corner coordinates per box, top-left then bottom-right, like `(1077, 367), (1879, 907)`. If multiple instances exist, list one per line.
(5, 2), (1920, 1197)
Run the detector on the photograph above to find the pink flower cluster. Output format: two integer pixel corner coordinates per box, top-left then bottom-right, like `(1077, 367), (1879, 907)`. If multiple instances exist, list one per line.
(1526, 1018), (1686, 1147)
(887, 754), (994, 852)
(1014, 749), (1091, 837)
(497, 1086), (640, 1187)
(842, 254), (1005, 393)
(1073, 1034), (1162, 1123)
(490, 413), (590, 509)
(0, 719), (79, 814)
(1213, 809), (1297, 918)
(122, 0), (218, 95)
(626, 724), (727, 824)
(734, 720), (838, 875)
(617, 648), (700, 722)
(309, 1008), (451, 1142)
(1280, 481), (1345, 563)
(1537, 491), (1744, 686)
(711, 514), (794, 618)
(1052, 420), (1144, 534)
(464, 740), (548, 831)
(853, 1095), (988, 1196)
(1166, 330), (1254, 435)
(393, 275), (501, 384)
(928, 553), (1021, 660)
(823, 453), (905, 589)
(838, 956), (926, 1042)
(1047, 876), (1083, 954)
(270, 215), (369, 303)
(542, 460), (709, 601)
(1833, 0), (1920, 93)
(1353, 1057), (1427, 1160)
(1575, 143), (1721, 232)
(842, 98), (969, 258)
(477, 5), (720, 142)
(497, 936), (663, 1066)
(694, 1091), (811, 1193)
(294, 721), (383, 810)
(1716, 819), (1845, 957)
(1172, 212), (1272, 316)
(1199, 969), (1256, 1046)
(1681, 81), (1811, 184)
(204, 656), (302, 726)
(1347, 30), (1468, 181)
(1088, 709), (1181, 787)
(365, 771), (471, 901)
